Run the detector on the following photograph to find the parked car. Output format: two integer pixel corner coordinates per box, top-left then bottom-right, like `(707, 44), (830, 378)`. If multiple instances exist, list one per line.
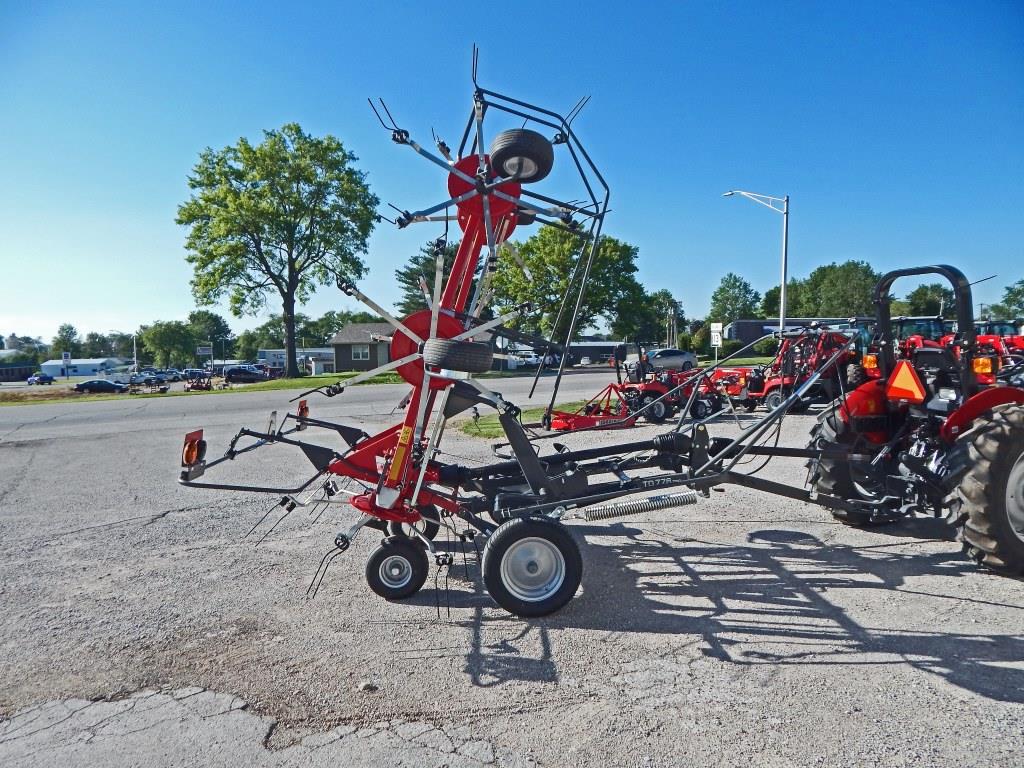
(130, 373), (162, 385)
(224, 366), (270, 384)
(74, 379), (128, 394)
(158, 368), (182, 382)
(645, 348), (697, 371)
(579, 356), (592, 366)
(27, 372), (55, 385)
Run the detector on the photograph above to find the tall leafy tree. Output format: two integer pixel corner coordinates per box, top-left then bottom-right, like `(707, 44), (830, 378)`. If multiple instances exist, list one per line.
(187, 310), (235, 356)
(81, 332), (110, 358)
(492, 226), (640, 342)
(177, 123), (379, 377)
(394, 240), (460, 316)
(989, 278), (1024, 319)
(611, 279), (663, 348)
(904, 283), (955, 316)
(51, 324), (81, 358)
(141, 321), (196, 368)
(761, 279), (807, 318)
(798, 260), (880, 316)
(708, 273), (761, 324)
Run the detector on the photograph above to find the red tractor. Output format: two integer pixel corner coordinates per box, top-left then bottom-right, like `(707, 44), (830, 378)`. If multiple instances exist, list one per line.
(715, 328), (858, 412)
(808, 265), (1024, 574)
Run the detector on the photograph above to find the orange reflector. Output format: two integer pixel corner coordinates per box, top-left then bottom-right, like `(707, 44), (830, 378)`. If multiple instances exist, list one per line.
(296, 399), (309, 430)
(885, 360), (927, 404)
(181, 429), (206, 466)
(972, 357), (994, 374)
(862, 354), (878, 370)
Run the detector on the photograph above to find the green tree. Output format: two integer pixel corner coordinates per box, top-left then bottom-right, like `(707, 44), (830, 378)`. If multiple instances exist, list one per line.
(394, 240), (461, 316)
(989, 278), (1024, 319)
(187, 310), (235, 356)
(708, 273), (761, 324)
(492, 227), (640, 342)
(761, 278), (807, 318)
(141, 321), (196, 368)
(610, 279), (663, 348)
(81, 332), (110, 358)
(177, 123), (379, 377)
(904, 283), (955, 316)
(51, 324), (81, 358)
(649, 289), (685, 346)
(234, 330), (260, 362)
(799, 260), (880, 317)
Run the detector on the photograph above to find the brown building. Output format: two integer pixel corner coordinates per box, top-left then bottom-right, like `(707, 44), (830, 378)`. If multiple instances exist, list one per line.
(330, 323), (394, 372)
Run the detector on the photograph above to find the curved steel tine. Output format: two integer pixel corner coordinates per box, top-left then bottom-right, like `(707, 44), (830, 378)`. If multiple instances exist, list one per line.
(243, 497), (286, 539)
(306, 546), (344, 599)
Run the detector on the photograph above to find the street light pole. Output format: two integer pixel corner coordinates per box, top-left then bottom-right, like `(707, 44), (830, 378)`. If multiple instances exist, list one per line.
(723, 190), (790, 334)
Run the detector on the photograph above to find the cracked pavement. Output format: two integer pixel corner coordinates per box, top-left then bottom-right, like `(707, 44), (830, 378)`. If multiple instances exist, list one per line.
(1, 375), (1023, 766)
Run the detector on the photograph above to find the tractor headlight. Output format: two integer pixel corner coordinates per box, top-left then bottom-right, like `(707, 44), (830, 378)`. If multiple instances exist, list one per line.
(937, 387), (957, 401)
(972, 357), (995, 374)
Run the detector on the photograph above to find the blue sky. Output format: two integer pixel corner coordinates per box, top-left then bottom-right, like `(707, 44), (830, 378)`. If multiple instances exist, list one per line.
(2, 1), (1022, 342)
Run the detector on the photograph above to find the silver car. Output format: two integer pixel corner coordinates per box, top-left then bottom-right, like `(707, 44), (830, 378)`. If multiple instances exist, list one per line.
(645, 348), (697, 371)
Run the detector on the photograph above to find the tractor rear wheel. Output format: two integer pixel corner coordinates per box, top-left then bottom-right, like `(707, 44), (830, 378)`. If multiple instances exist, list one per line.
(807, 403), (900, 527)
(951, 403), (1024, 574)
(846, 363), (867, 389)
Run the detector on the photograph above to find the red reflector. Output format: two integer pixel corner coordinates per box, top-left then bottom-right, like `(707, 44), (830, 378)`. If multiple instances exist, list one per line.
(182, 429), (204, 466)
(885, 360), (927, 404)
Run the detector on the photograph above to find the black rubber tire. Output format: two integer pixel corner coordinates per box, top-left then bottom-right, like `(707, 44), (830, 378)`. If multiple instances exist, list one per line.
(641, 396), (669, 423)
(764, 389), (784, 411)
(846, 363), (867, 389)
(365, 536), (430, 600)
(422, 338), (493, 373)
(807, 403), (900, 527)
(489, 129), (554, 183)
(950, 403), (1024, 574)
(744, 401), (758, 413)
(482, 516), (582, 617)
(387, 505), (441, 542)
(681, 361), (694, 371)
(691, 400), (711, 420)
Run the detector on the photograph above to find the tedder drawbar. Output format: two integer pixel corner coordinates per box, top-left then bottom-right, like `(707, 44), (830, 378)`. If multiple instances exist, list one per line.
(178, 60), (1024, 617)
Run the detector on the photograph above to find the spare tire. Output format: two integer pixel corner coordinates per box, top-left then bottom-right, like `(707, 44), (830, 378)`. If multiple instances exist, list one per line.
(489, 129), (554, 183)
(423, 338), (493, 373)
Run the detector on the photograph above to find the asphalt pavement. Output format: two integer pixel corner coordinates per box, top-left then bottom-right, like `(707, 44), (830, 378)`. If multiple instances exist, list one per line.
(1, 372), (1022, 767)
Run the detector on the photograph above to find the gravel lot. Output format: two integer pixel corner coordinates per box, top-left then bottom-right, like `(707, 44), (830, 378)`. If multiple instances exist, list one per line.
(1, 372), (1022, 767)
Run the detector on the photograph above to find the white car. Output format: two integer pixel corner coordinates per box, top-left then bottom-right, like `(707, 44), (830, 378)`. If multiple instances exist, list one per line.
(644, 348), (698, 371)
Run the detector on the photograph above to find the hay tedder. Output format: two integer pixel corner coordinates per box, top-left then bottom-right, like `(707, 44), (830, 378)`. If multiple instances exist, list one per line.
(177, 62), (1024, 616)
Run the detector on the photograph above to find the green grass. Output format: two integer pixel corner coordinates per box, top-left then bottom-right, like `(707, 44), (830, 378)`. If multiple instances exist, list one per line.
(459, 401), (585, 439)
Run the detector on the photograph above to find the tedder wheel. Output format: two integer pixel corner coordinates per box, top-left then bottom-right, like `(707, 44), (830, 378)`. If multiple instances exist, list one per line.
(846, 363), (867, 389)
(807, 402), (900, 527)
(951, 403), (1024, 574)
(422, 338), (493, 373)
(764, 389), (785, 411)
(365, 536), (430, 601)
(488, 129), (554, 183)
(482, 516), (582, 617)
(515, 207), (537, 226)
(387, 505), (441, 542)
(641, 396), (669, 423)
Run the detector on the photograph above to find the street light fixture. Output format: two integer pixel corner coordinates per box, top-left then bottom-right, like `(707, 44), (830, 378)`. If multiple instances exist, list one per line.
(723, 190), (790, 334)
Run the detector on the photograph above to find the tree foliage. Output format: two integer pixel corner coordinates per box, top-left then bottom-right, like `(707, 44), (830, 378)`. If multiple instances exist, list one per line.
(394, 240), (460, 316)
(140, 321), (195, 368)
(903, 283), (954, 316)
(51, 324), (81, 358)
(177, 123), (378, 376)
(708, 273), (761, 324)
(492, 227), (640, 342)
(761, 260), (880, 318)
(610, 279), (663, 346)
(989, 278), (1024, 319)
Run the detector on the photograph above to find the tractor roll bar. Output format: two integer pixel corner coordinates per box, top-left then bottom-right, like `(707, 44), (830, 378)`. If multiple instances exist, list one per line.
(873, 264), (977, 394)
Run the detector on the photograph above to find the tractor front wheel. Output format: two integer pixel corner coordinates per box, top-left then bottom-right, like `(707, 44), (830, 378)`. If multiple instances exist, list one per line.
(641, 396), (669, 423)
(952, 403), (1024, 574)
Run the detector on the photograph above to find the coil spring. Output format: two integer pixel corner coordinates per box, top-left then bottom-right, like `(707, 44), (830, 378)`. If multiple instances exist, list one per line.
(582, 490), (699, 522)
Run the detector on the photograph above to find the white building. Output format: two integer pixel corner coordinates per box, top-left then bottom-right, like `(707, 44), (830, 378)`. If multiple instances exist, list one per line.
(257, 347), (335, 375)
(39, 357), (123, 377)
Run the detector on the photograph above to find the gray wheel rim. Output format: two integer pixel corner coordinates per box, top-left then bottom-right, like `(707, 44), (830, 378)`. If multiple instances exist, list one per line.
(504, 157), (538, 178)
(1007, 451), (1024, 543)
(500, 537), (565, 603)
(379, 554), (413, 589)
(649, 400), (666, 418)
